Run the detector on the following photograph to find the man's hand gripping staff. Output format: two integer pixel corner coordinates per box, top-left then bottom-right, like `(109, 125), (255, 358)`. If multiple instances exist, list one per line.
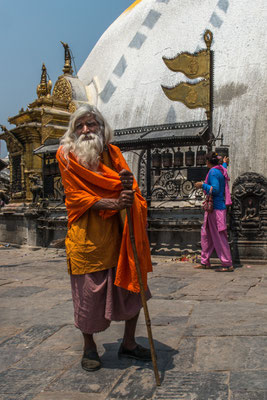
(91, 169), (134, 211)
(118, 169), (135, 208)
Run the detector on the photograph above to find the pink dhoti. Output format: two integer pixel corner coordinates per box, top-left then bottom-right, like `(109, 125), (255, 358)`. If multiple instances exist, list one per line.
(201, 209), (232, 267)
(70, 267), (151, 334)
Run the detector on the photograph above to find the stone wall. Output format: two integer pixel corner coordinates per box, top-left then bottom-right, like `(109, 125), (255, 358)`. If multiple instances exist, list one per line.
(0, 204), (67, 248)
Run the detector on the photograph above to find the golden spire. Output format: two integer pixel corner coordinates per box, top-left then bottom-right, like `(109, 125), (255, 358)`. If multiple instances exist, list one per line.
(37, 63), (52, 98)
(60, 41), (73, 75)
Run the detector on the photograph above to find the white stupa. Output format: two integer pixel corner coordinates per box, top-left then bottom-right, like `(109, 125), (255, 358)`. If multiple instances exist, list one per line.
(78, 0), (267, 183)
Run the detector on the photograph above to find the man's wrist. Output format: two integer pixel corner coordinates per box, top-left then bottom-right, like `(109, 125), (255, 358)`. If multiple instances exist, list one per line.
(92, 198), (120, 210)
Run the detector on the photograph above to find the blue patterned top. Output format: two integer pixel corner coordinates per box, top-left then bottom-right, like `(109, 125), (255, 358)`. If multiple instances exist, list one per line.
(202, 163), (227, 210)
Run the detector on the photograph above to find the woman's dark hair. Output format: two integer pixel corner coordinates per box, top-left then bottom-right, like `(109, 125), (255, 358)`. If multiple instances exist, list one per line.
(205, 151), (219, 166)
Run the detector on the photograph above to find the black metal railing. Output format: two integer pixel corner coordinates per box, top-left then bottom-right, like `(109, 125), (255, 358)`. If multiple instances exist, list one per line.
(150, 168), (206, 202)
(138, 146), (209, 204)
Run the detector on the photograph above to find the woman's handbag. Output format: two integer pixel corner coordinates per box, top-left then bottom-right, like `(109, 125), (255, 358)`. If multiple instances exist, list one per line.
(202, 187), (213, 213)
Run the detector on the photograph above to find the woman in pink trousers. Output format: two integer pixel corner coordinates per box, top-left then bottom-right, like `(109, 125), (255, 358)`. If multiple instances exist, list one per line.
(194, 152), (234, 272)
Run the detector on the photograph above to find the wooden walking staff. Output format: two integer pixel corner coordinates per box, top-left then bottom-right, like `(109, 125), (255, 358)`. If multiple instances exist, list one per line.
(126, 206), (161, 386)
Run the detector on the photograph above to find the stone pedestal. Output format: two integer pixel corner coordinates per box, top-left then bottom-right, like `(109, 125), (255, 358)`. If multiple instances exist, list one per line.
(0, 203), (67, 247)
(148, 206), (203, 256)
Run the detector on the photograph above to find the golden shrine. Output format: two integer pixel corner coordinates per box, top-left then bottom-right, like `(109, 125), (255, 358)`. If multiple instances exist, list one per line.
(0, 43), (88, 203)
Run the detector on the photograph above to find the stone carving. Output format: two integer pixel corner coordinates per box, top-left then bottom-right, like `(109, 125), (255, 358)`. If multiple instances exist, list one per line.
(138, 150), (147, 196)
(54, 176), (65, 202)
(0, 190), (9, 208)
(241, 198), (258, 222)
(230, 172), (267, 240)
(0, 126), (23, 155)
(29, 174), (43, 204)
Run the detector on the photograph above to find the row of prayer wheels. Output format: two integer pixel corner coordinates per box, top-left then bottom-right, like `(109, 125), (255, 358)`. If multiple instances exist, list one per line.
(151, 146), (229, 169)
(152, 147), (206, 168)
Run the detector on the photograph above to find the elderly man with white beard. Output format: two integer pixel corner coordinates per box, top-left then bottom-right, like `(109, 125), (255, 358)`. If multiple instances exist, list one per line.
(56, 104), (153, 372)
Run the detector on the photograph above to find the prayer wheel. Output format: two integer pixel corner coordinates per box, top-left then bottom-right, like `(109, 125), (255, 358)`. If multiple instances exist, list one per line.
(185, 147), (195, 167)
(196, 146), (206, 166)
(151, 149), (162, 169)
(162, 149), (172, 168)
(174, 147), (183, 167)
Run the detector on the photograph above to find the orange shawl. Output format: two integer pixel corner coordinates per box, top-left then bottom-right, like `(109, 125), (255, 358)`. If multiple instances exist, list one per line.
(56, 144), (152, 293)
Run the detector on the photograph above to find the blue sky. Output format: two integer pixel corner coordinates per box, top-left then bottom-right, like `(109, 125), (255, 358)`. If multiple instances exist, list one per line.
(0, 0), (134, 156)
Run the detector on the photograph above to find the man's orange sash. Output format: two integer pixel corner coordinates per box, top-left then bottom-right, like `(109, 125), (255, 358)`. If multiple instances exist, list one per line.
(56, 144), (152, 293)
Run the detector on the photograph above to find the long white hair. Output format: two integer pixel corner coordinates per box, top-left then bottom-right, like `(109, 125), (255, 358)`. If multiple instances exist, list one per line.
(60, 104), (113, 170)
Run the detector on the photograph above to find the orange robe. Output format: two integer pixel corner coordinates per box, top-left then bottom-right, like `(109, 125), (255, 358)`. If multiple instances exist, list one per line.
(56, 144), (152, 293)
(63, 149), (123, 275)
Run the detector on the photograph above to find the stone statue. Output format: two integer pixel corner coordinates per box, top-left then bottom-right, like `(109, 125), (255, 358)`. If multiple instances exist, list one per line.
(0, 125), (8, 134)
(29, 175), (43, 204)
(242, 198), (258, 221)
(0, 190), (9, 208)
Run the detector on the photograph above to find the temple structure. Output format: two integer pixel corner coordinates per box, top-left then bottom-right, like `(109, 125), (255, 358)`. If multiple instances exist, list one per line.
(0, 44), (87, 247)
(0, 43), (87, 203)
(0, 0), (266, 260)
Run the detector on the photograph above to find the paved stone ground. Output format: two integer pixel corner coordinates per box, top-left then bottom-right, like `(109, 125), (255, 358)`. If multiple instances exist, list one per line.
(0, 247), (267, 400)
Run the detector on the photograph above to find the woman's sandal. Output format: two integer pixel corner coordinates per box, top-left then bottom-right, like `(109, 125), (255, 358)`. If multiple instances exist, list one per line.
(215, 266), (234, 272)
(194, 264), (212, 269)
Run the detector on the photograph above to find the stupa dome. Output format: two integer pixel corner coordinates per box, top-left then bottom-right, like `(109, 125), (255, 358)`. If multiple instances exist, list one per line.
(78, 0), (267, 180)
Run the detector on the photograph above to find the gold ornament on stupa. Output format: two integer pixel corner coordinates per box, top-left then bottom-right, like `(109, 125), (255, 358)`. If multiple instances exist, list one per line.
(162, 30), (213, 120)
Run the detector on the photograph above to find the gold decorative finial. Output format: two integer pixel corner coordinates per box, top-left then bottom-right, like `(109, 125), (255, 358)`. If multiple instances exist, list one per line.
(37, 63), (52, 98)
(60, 41), (73, 75)
(204, 30), (213, 51)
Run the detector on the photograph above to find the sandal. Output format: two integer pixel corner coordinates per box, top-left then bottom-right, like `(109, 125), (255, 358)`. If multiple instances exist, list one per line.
(215, 266), (234, 272)
(118, 344), (152, 361)
(81, 349), (101, 371)
(194, 264), (212, 269)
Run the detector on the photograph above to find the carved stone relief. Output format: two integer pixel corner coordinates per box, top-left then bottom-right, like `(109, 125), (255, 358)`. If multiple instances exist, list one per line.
(230, 172), (267, 240)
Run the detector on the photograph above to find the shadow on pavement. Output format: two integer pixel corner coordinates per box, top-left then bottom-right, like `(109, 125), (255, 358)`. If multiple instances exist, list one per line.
(101, 336), (178, 379)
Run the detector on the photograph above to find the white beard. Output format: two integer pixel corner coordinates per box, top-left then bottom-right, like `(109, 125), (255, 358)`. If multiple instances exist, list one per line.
(73, 131), (104, 171)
